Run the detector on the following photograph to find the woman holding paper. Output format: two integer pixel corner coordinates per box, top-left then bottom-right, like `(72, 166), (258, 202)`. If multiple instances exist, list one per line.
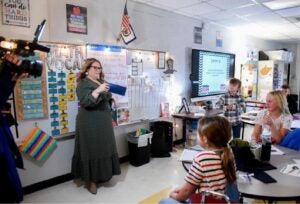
(72, 58), (121, 195)
(252, 90), (292, 144)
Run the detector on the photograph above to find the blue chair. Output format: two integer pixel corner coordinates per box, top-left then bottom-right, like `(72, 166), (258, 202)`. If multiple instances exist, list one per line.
(279, 129), (300, 151)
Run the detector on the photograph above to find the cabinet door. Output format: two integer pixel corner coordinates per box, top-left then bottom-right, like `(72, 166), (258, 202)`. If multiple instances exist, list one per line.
(258, 60), (274, 101)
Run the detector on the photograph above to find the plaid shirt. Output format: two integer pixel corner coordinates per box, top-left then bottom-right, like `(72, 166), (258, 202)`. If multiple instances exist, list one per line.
(218, 92), (246, 125)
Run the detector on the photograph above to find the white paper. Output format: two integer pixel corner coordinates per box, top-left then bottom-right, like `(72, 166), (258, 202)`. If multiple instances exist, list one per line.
(179, 149), (199, 162)
(271, 145), (285, 155)
(291, 120), (300, 129)
(137, 134), (152, 147)
(280, 164), (300, 177)
(293, 159), (300, 164)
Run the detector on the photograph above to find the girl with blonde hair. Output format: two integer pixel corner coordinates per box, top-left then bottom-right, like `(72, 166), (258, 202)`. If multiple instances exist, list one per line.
(252, 90), (292, 144)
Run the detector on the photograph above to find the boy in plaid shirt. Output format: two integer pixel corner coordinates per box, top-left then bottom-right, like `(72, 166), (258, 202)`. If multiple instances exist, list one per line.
(218, 78), (246, 138)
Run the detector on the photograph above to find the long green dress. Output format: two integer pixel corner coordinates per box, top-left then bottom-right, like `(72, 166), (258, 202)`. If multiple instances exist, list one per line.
(72, 78), (121, 182)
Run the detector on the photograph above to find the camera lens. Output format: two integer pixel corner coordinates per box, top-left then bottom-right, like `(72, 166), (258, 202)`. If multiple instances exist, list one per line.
(19, 60), (43, 78)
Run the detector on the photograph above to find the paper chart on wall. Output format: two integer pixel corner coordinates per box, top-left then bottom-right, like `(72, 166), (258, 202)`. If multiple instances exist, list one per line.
(127, 50), (171, 121)
(44, 44), (85, 136)
(86, 44), (128, 104)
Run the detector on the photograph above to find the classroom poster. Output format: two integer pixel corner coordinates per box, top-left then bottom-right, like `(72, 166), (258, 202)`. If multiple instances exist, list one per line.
(14, 54), (48, 121)
(216, 31), (223, 48)
(194, 26), (202, 44)
(44, 44), (85, 136)
(1, 0), (30, 27)
(66, 4), (87, 34)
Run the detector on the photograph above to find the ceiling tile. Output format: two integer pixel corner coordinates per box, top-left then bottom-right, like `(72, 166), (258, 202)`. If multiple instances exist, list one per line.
(198, 10), (237, 21)
(260, 22), (300, 32)
(218, 17), (250, 27)
(233, 4), (269, 16)
(245, 11), (290, 24)
(177, 2), (220, 15)
(129, 0), (300, 42)
(208, 0), (254, 10)
(131, 0), (153, 3)
(275, 6), (300, 17)
(252, 0), (273, 2)
(149, 0), (201, 10)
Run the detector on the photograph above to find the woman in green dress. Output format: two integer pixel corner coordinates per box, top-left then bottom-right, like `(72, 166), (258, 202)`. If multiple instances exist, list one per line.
(72, 58), (121, 194)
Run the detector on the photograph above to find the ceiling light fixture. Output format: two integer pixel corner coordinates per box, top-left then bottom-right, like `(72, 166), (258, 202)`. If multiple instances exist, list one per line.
(263, 0), (300, 10)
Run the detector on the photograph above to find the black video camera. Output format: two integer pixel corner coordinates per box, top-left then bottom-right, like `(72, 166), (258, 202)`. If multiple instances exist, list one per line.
(0, 19), (50, 78)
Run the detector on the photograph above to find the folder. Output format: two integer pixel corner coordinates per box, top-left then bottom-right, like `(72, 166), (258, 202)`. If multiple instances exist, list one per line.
(108, 82), (127, 96)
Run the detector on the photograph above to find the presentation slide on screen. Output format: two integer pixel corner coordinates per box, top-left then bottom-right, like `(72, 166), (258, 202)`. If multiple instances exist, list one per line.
(198, 53), (230, 95)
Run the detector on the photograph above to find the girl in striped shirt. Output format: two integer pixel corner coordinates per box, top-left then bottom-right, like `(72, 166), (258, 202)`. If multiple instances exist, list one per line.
(161, 116), (236, 203)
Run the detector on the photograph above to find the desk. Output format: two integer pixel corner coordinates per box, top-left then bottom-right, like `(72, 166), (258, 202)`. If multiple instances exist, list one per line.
(241, 119), (255, 140)
(172, 109), (223, 144)
(180, 145), (300, 202)
(238, 145), (300, 202)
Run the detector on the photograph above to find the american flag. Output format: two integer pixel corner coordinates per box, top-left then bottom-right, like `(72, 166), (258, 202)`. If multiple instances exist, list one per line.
(121, 2), (130, 31)
(120, 0), (136, 44)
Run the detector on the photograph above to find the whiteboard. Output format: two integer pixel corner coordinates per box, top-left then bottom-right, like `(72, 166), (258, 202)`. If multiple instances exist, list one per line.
(127, 50), (171, 121)
(86, 44), (128, 103)
(12, 43), (170, 142)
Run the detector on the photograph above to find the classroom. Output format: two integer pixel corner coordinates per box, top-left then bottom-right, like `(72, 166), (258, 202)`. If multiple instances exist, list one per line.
(1, 0), (300, 203)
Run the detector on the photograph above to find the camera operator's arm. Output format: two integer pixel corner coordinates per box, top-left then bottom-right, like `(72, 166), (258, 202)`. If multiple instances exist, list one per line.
(0, 54), (27, 106)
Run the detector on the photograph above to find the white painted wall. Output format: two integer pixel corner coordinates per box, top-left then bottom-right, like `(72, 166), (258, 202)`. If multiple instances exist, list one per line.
(1, 0), (298, 186)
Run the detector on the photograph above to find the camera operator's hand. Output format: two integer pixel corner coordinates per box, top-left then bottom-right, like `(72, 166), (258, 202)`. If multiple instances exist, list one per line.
(4, 53), (28, 81)
(4, 53), (22, 66)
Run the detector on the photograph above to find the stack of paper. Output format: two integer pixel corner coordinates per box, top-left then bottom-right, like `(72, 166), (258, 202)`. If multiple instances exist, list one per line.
(179, 149), (199, 162)
(271, 145), (285, 155)
(280, 164), (300, 177)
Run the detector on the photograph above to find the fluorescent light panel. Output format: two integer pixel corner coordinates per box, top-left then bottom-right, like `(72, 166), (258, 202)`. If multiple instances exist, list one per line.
(263, 0), (300, 10)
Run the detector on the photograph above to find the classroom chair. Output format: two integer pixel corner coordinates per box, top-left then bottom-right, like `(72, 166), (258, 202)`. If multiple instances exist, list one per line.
(189, 190), (230, 204)
(279, 128), (300, 151)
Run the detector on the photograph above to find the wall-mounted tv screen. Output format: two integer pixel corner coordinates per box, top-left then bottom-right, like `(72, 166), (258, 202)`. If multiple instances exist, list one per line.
(191, 49), (235, 99)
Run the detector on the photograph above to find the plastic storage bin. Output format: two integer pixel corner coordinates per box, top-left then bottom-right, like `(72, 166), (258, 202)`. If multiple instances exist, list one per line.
(127, 131), (153, 167)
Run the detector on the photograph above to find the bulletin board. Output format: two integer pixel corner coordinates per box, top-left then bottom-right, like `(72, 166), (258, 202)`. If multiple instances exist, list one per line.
(86, 45), (171, 122)
(13, 43), (170, 141)
(12, 43), (85, 141)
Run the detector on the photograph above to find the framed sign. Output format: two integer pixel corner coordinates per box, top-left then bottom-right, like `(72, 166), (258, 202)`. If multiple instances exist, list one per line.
(158, 52), (165, 69)
(1, 0), (30, 27)
(194, 26), (202, 44)
(66, 4), (87, 34)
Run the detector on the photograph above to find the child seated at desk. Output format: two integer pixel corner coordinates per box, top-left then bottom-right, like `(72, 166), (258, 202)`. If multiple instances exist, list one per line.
(251, 90), (292, 144)
(159, 116), (237, 203)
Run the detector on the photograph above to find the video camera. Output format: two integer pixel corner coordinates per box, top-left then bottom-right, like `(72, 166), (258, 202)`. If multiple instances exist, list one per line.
(0, 19), (50, 77)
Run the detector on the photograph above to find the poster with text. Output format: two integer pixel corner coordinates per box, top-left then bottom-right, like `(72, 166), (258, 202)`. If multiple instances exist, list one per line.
(66, 4), (87, 34)
(1, 0), (30, 27)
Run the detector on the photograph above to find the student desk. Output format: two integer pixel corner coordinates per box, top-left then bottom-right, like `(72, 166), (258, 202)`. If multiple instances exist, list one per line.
(238, 145), (300, 202)
(241, 119), (256, 140)
(172, 109), (223, 144)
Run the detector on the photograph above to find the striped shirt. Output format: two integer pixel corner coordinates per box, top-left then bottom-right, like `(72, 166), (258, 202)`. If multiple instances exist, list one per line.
(185, 151), (226, 193)
(218, 92), (246, 125)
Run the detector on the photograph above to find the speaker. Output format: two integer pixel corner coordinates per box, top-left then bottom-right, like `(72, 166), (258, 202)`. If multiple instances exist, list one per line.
(150, 121), (173, 157)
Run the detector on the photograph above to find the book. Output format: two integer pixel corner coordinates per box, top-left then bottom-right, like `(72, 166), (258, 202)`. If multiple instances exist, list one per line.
(108, 82), (127, 96)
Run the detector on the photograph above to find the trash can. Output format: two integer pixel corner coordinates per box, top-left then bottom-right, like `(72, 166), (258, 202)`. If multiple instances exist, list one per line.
(127, 131), (153, 167)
